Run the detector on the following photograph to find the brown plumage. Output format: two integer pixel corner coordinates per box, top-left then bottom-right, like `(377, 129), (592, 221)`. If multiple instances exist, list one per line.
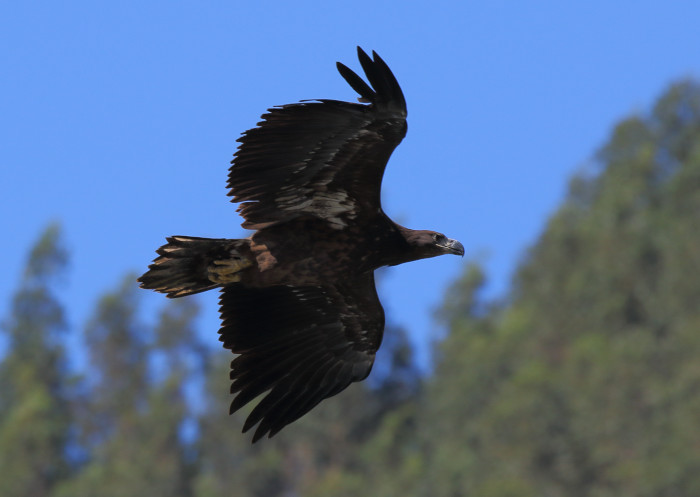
(138, 47), (463, 442)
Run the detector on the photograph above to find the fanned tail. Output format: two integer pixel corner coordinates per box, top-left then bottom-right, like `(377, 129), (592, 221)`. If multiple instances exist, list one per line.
(138, 236), (252, 298)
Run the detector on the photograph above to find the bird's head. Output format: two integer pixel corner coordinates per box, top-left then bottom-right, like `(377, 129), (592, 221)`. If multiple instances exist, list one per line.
(397, 228), (464, 263)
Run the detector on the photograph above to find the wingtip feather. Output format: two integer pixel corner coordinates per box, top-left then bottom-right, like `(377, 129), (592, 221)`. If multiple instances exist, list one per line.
(337, 46), (407, 115)
(336, 61), (375, 103)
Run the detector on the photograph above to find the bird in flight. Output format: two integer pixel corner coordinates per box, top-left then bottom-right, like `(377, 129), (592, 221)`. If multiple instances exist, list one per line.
(139, 47), (463, 442)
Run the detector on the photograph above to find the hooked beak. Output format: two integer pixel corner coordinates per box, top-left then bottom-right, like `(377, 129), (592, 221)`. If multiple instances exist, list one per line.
(444, 238), (464, 257)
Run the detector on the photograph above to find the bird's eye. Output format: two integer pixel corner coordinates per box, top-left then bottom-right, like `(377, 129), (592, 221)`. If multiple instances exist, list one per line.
(433, 233), (446, 244)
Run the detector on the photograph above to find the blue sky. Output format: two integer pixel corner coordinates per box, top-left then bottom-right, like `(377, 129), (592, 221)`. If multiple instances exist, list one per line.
(2, 2), (700, 368)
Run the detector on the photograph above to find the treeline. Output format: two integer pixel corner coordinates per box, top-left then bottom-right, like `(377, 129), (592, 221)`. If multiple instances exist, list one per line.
(2, 80), (700, 496)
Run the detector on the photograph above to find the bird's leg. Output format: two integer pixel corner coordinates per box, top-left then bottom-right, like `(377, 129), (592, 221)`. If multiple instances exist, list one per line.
(207, 255), (253, 284)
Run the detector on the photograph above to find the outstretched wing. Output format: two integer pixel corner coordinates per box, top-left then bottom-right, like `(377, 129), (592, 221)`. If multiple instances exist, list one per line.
(228, 47), (407, 230)
(218, 273), (384, 442)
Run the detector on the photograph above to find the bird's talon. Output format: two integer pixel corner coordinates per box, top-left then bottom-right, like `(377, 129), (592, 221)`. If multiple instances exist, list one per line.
(208, 258), (252, 283)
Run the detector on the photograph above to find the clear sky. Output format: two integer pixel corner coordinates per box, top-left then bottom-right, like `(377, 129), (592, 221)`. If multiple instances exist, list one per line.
(2, 2), (700, 368)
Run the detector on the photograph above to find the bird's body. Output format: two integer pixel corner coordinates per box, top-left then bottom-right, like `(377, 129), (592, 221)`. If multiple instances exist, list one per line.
(139, 48), (463, 442)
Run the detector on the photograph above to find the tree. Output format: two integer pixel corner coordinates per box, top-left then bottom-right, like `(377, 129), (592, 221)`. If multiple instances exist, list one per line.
(5, 79), (700, 497)
(0, 224), (73, 497)
(56, 278), (204, 497)
(413, 80), (700, 497)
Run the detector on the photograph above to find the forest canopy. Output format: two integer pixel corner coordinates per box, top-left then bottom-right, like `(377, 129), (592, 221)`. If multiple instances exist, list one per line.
(2, 80), (700, 496)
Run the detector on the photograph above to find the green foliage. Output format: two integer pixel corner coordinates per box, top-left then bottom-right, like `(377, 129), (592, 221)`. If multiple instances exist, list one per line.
(0, 223), (72, 497)
(55, 280), (204, 497)
(3, 80), (700, 496)
(414, 80), (700, 497)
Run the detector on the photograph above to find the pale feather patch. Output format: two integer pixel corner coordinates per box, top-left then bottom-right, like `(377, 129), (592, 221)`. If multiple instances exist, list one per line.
(274, 188), (357, 229)
(207, 257), (253, 284)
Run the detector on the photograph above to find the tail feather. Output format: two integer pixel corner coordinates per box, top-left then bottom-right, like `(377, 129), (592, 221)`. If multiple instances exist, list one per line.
(138, 236), (250, 298)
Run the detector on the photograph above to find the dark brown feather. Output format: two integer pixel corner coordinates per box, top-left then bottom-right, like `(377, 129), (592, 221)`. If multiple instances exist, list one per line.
(218, 273), (384, 442)
(227, 48), (407, 231)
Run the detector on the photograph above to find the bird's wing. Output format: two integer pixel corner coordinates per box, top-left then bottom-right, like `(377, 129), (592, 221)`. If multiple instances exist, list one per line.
(218, 272), (384, 442)
(228, 47), (407, 230)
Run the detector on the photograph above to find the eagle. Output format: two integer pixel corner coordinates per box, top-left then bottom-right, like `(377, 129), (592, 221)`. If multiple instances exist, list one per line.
(139, 47), (464, 442)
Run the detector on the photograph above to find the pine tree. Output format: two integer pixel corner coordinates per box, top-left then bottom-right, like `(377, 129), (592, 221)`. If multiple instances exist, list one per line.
(0, 224), (73, 497)
(414, 80), (700, 497)
(57, 278), (203, 497)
